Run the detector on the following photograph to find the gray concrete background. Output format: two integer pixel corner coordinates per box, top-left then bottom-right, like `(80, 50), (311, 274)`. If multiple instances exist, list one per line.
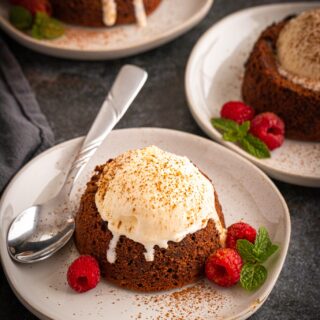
(1, 0), (320, 319)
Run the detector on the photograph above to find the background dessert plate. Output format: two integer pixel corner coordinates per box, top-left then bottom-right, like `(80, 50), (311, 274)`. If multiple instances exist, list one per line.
(185, 2), (320, 187)
(0, 128), (290, 320)
(0, 0), (213, 60)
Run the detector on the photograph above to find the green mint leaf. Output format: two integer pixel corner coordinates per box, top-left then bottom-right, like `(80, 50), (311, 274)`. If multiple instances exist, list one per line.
(239, 121), (250, 136)
(212, 118), (249, 143)
(32, 12), (64, 40)
(237, 226), (280, 291)
(211, 117), (270, 159)
(223, 131), (240, 142)
(253, 227), (272, 260)
(236, 239), (257, 263)
(42, 16), (64, 39)
(9, 6), (33, 30)
(31, 12), (48, 39)
(236, 120), (250, 141)
(211, 118), (239, 133)
(240, 263), (267, 291)
(258, 244), (279, 263)
(241, 133), (270, 159)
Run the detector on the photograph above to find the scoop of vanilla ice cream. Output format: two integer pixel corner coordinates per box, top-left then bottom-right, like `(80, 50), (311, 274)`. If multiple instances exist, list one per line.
(95, 146), (225, 262)
(277, 9), (320, 81)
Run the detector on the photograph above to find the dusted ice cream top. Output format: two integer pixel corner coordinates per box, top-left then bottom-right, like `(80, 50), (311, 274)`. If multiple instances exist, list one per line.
(277, 9), (320, 91)
(95, 146), (226, 263)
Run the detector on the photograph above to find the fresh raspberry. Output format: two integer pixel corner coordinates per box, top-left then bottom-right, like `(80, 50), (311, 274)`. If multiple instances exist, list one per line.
(226, 222), (257, 249)
(205, 248), (243, 287)
(10, 0), (52, 15)
(220, 101), (255, 124)
(250, 112), (285, 150)
(67, 256), (100, 293)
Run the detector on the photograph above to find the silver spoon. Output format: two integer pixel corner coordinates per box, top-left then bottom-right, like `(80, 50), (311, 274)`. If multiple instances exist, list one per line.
(7, 65), (148, 263)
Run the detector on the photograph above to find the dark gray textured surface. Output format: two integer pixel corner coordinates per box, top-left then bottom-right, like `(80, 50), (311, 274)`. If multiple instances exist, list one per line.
(1, 0), (320, 319)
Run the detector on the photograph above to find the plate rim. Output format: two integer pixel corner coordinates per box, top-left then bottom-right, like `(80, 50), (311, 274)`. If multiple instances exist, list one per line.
(0, 128), (291, 320)
(185, 1), (320, 187)
(0, 0), (213, 60)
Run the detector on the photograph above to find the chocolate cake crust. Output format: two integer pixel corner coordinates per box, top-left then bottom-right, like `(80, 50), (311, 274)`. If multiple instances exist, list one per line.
(75, 164), (225, 292)
(242, 17), (320, 142)
(50, 0), (162, 27)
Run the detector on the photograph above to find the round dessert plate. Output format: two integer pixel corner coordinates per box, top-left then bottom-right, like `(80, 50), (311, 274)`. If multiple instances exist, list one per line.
(185, 2), (320, 187)
(0, 128), (290, 320)
(0, 0), (213, 60)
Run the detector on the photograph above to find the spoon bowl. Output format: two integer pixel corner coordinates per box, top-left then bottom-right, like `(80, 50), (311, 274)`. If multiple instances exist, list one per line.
(7, 198), (75, 263)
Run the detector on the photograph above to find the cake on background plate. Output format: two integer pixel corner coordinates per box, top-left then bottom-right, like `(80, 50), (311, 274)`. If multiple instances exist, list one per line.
(75, 146), (226, 292)
(242, 9), (320, 142)
(50, 0), (163, 27)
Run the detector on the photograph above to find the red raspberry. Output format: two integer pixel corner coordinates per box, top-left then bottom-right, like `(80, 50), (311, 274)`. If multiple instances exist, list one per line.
(205, 248), (243, 287)
(220, 101), (255, 124)
(250, 112), (285, 150)
(67, 256), (100, 293)
(10, 0), (52, 15)
(226, 222), (257, 249)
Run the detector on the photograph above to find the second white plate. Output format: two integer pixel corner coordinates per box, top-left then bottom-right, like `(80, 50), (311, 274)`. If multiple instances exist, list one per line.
(0, 0), (213, 60)
(185, 2), (320, 187)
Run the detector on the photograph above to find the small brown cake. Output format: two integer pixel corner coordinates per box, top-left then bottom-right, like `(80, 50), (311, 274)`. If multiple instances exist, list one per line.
(242, 9), (320, 142)
(50, 0), (162, 27)
(75, 146), (226, 292)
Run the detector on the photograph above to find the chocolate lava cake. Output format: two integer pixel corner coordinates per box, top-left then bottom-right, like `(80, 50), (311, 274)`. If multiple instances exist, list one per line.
(242, 10), (320, 142)
(75, 146), (226, 292)
(50, 0), (162, 27)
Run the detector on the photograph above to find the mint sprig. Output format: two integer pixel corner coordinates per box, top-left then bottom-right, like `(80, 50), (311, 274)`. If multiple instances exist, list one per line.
(236, 227), (279, 291)
(211, 118), (270, 159)
(32, 12), (65, 40)
(9, 6), (65, 40)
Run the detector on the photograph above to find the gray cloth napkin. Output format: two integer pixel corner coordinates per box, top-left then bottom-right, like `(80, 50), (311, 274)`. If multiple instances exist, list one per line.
(0, 35), (54, 194)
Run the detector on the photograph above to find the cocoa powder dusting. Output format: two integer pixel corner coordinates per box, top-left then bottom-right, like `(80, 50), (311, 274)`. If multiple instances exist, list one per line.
(132, 279), (229, 320)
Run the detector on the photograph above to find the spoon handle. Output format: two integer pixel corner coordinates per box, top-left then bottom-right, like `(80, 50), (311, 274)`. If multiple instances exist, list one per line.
(66, 65), (148, 191)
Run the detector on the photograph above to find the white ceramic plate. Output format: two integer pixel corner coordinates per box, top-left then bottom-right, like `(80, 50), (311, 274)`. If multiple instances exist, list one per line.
(0, 128), (290, 320)
(185, 2), (320, 187)
(0, 0), (213, 60)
